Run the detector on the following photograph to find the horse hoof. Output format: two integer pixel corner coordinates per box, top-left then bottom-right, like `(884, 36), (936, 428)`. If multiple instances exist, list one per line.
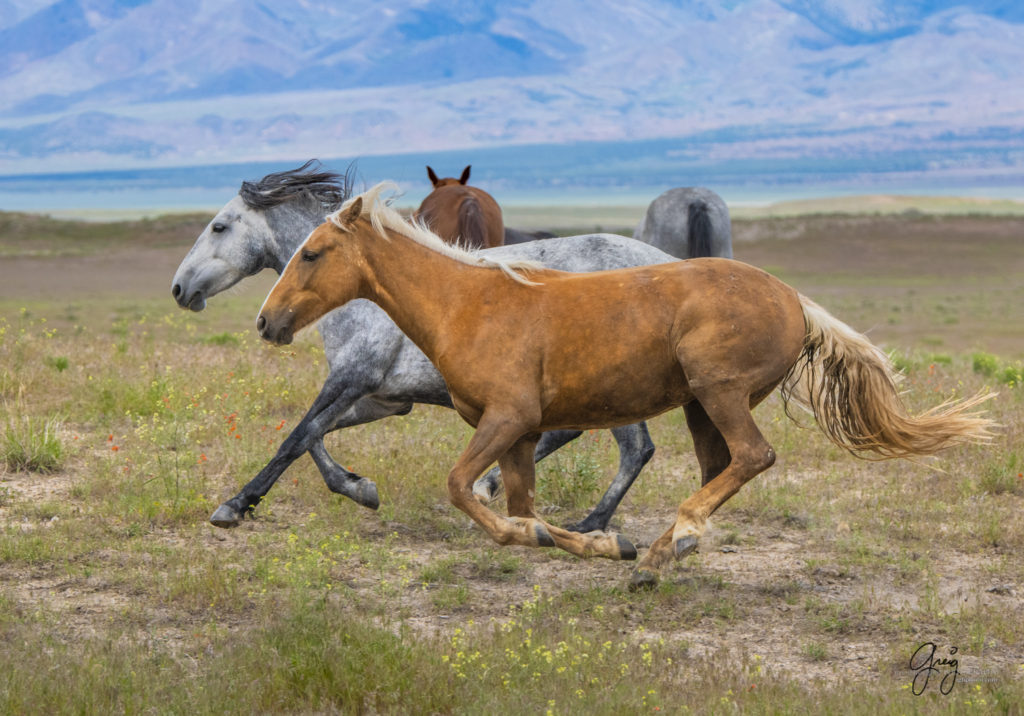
(617, 534), (638, 561)
(210, 504), (243, 528)
(325, 473), (380, 510)
(674, 535), (698, 560)
(629, 568), (659, 591)
(355, 480), (380, 511)
(534, 522), (556, 548)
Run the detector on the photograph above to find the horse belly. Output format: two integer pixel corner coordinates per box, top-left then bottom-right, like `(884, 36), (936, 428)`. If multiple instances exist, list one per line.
(539, 338), (691, 430)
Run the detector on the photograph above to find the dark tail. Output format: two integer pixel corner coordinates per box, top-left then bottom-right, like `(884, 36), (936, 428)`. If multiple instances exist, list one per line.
(458, 197), (487, 249)
(687, 201), (714, 258)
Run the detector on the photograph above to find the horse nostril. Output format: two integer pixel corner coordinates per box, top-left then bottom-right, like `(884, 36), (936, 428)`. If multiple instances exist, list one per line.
(256, 315), (267, 334)
(172, 284), (182, 299)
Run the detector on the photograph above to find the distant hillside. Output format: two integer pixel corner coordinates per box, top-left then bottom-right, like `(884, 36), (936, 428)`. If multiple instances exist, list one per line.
(0, 0), (1022, 188)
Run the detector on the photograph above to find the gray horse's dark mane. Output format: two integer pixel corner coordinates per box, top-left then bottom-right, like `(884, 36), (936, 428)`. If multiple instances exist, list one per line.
(239, 160), (355, 212)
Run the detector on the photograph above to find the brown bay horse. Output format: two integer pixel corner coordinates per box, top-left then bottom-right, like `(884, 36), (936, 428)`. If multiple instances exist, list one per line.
(414, 165), (504, 248)
(257, 183), (995, 588)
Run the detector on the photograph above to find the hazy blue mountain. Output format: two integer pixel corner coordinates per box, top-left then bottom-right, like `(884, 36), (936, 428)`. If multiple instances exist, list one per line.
(0, 0), (1021, 191)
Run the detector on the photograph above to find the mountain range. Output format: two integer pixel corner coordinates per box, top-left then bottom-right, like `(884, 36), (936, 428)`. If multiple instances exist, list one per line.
(0, 0), (1022, 192)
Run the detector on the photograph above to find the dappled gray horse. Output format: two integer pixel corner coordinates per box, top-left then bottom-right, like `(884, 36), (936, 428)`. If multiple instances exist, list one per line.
(503, 227), (557, 245)
(634, 187), (733, 259)
(171, 162), (679, 532)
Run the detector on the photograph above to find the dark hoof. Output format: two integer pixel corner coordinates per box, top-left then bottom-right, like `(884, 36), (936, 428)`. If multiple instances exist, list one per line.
(325, 473), (380, 510)
(534, 522), (556, 547)
(617, 534), (638, 561)
(210, 503), (243, 528)
(354, 479), (380, 510)
(674, 535), (698, 560)
(629, 568), (659, 591)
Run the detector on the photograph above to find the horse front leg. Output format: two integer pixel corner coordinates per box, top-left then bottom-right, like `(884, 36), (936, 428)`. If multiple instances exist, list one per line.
(209, 380), (378, 527)
(471, 429), (583, 503)
(450, 416), (636, 561)
(474, 423), (656, 535)
(563, 422), (655, 534)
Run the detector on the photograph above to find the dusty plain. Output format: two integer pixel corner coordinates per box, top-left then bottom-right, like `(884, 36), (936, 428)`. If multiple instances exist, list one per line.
(0, 200), (1022, 713)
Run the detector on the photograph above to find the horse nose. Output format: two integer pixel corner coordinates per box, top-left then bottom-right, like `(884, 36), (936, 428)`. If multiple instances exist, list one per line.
(256, 314), (267, 335)
(172, 283), (182, 300)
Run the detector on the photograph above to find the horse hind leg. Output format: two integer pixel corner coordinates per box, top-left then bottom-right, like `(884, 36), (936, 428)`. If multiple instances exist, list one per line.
(683, 401), (730, 487)
(564, 422), (655, 533)
(209, 382), (383, 527)
(631, 390), (774, 588)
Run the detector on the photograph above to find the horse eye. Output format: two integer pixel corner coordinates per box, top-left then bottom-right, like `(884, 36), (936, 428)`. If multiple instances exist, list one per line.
(211, 222), (227, 233)
(301, 250), (319, 262)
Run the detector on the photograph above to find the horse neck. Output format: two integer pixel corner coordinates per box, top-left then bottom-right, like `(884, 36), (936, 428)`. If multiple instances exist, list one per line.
(263, 199), (327, 273)
(353, 226), (484, 360)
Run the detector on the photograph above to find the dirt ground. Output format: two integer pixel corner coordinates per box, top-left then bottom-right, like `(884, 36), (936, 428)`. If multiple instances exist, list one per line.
(2, 460), (1020, 689)
(1, 210), (1022, 700)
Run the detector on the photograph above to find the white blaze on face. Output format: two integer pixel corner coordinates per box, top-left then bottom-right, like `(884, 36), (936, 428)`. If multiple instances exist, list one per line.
(258, 224), (318, 323)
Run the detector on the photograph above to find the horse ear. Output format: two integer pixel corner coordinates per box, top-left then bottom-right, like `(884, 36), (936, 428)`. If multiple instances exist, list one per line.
(427, 166), (439, 187)
(459, 165), (471, 184)
(339, 197), (362, 226)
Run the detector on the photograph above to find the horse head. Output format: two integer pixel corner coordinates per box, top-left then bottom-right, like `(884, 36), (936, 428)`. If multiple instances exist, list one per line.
(171, 196), (276, 312)
(172, 161), (351, 312)
(258, 198), (365, 346)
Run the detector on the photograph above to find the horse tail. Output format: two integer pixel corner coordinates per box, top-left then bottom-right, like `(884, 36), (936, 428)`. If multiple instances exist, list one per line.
(686, 201), (714, 258)
(781, 295), (995, 459)
(458, 197), (487, 249)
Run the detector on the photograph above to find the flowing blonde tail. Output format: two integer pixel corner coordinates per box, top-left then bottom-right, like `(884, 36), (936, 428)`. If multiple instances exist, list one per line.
(781, 295), (996, 459)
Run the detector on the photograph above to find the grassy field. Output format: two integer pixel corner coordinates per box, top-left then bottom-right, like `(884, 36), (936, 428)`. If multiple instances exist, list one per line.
(0, 207), (1022, 714)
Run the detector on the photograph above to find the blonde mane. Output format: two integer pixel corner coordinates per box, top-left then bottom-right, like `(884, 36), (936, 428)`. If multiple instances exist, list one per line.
(326, 182), (542, 285)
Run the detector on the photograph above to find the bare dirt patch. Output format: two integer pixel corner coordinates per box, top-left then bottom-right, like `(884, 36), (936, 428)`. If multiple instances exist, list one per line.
(2, 210), (1021, 708)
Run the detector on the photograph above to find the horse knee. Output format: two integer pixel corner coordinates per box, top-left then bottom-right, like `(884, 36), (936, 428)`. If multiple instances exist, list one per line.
(640, 439), (655, 465)
(744, 444), (775, 473)
(446, 471), (475, 508)
(615, 425), (655, 466)
(279, 429), (316, 461)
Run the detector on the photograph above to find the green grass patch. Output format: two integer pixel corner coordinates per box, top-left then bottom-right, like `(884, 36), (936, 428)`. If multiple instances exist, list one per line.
(200, 331), (242, 347)
(1, 413), (64, 473)
(2, 212), (1023, 713)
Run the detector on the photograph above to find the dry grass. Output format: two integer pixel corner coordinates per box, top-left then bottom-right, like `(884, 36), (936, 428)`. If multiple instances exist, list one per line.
(0, 208), (1022, 713)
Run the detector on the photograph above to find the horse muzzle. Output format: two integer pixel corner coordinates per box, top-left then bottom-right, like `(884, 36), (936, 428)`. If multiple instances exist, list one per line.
(171, 281), (207, 312)
(256, 312), (294, 346)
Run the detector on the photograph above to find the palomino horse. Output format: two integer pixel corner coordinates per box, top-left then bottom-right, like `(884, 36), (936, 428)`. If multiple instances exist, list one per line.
(258, 183), (993, 587)
(414, 165), (504, 248)
(634, 187), (733, 258)
(171, 162), (679, 532)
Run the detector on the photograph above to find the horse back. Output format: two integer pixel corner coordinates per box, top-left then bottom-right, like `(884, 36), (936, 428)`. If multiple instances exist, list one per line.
(440, 259), (805, 430)
(416, 185), (504, 249)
